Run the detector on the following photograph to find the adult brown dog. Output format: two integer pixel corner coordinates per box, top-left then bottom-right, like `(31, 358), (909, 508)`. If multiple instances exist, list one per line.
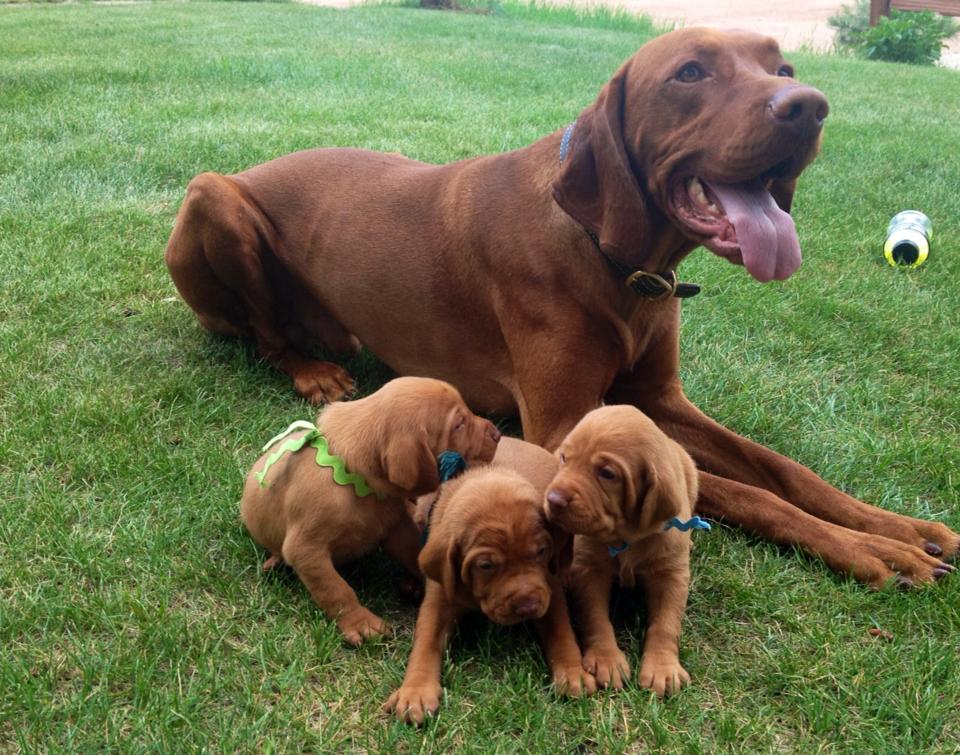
(241, 377), (500, 645)
(167, 28), (958, 586)
(546, 406), (700, 697)
(384, 437), (592, 724)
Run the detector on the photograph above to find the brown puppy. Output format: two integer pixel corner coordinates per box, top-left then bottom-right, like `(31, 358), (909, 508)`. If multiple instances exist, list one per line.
(167, 27), (959, 587)
(545, 406), (699, 697)
(384, 437), (593, 725)
(241, 377), (500, 645)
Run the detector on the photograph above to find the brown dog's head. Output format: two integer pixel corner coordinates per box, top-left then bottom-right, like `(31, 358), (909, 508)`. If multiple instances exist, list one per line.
(331, 376), (500, 498)
(544, 406), (698, 545)
(419, 469), (568, 625)
(553, 27), (828, 283)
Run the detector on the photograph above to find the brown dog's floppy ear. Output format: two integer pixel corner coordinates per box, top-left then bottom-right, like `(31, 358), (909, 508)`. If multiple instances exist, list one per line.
(419, 532), (461, 603)
(552, 63), (652, 260)
(380, 435), (440, 496)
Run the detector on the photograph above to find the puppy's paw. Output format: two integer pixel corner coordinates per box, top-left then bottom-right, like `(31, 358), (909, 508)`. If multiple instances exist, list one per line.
(639, 653), (689, 697)
(383, 682), (442, 725)
(551, 663), (597, 698)
(337, 606), (386, 646)
(582, 645), (631, 691)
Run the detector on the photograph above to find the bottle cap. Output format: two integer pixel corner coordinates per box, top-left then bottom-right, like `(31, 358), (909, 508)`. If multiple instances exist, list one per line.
(884, 228), (928, 268)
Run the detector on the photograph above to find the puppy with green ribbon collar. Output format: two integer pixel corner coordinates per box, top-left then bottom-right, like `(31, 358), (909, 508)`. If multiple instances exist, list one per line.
(240, 377), (501, 646)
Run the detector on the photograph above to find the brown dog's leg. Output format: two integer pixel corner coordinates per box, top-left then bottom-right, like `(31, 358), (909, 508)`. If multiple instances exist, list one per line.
(280, 533), (385, 645)
(383, 581), (463, 725)
(698, 472), (954, 587)
(568, 560), (630, 690)
(607, 372), (959, 583)
(637, 567), (690, 697)
(533, 575), (597, 698)
(382, 515), (425, 601)
(165, 173), (354, 403)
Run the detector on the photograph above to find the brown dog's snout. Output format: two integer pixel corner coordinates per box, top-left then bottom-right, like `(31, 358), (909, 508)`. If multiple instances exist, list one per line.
(768, 86), (829, 131)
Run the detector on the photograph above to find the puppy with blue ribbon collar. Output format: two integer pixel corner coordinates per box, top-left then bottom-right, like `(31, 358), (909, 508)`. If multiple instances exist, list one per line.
(544, 405), (704, 698)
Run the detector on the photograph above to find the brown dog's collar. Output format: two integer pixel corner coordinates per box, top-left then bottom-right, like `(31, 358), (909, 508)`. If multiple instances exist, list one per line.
(583, 227), (700, 300)
(559, 123), (700, 301)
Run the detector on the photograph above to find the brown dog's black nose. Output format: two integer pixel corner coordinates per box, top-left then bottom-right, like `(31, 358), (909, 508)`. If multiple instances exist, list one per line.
(768, 86), (829, 130)
(546, 489), (569, 510)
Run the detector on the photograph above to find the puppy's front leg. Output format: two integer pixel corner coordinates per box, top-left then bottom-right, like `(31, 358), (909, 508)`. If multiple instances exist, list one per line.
(282, 533), (384, 646)
(381, 513), (423, 578)
(383, 580), (462, 725)
(569, 562), (630, 690)
(638, 567), (690, 697)
(533, 575), (597, 698)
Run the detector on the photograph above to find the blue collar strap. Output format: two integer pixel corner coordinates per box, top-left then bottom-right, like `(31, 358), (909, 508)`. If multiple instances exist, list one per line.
(664, 515), (711, 532)
(607, 516), (711, 558)
(255, 420), (384, 500)
(420, 451), (470, 548)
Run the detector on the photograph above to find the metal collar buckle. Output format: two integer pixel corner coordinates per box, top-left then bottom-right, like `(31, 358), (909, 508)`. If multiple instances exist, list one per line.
(625, 270), (678, 300)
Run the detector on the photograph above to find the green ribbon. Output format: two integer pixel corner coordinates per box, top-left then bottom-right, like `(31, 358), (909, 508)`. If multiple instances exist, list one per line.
(255, 420), (384, 500)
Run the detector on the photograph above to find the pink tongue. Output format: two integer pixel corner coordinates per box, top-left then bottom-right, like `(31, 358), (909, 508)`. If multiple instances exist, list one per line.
(704, 180), (801, 282)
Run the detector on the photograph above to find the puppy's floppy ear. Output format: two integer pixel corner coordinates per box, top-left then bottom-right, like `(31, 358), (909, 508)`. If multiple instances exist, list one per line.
(633, 445), (695, 529)
(552, 62), (652, 260)
(419, 528), (461, 603)
(380, 435), (440, 496)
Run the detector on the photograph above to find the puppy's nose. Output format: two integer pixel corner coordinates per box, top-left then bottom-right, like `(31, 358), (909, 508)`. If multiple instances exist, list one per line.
(546, 489), (570, 511)
(768, 86), (829, 130)
(511, 594), (543, 619)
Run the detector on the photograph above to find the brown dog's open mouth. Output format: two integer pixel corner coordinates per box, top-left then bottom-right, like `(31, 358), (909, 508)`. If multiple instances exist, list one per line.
(669, 174), (801, 283)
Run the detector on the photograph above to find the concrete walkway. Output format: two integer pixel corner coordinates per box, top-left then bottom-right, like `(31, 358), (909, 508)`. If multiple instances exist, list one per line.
(303, 0), (960, 68)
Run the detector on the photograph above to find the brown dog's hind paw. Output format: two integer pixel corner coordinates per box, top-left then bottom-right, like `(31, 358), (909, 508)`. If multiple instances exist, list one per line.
(582, 646), (631, 691)
(383, 682), (442, 725)
(639, 655), (689, 697)
(291, 361), (356, 404)
(337, 606), (386, 646)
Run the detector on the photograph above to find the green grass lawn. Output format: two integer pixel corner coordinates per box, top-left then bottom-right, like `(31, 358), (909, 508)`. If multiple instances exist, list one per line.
(2, 1), (960, 751)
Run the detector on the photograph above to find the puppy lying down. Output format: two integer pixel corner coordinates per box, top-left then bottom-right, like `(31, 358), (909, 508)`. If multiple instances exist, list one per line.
(545, 405), (704, 697)
(384, 437), (595, 725)
(241, 377), (500, 645)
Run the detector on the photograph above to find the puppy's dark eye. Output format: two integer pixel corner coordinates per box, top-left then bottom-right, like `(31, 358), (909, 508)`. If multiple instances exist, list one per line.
(598, 466), (618, 481)
(559, 452), (566, 465)
(777, 65), (794, 78)
(477, 561), (497, 572)
(536, 545), (548, 558)
(676, 62), (706, 83)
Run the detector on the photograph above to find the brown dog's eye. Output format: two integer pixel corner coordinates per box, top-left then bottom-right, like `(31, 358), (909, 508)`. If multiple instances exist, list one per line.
(777, 65), (795, 78)
(598, 466), (618, 481)
(477, 560), (497, 572)
(536, 545), (547, 558)
(559, 453), (566, 465)
(676, 62), (706, 83)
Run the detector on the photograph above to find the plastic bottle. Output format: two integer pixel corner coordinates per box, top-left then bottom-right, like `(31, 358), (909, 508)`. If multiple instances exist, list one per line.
(884, 210), (932, 268)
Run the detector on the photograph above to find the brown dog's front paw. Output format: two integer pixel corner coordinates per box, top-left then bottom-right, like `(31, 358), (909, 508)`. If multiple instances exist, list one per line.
(639, 654), (689, 697)
(912, 521), (960, 564)
(337, 606), (386, 646)
(846, 533), (955, 589)
(291, 361), (356, 404)
(383, 682), (442, 725)
(582, 646), (631, 691)
(551, 664), (597, 698)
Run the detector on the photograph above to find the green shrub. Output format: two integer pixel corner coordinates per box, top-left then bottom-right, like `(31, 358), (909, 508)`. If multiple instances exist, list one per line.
(828, 2), (958, 64)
